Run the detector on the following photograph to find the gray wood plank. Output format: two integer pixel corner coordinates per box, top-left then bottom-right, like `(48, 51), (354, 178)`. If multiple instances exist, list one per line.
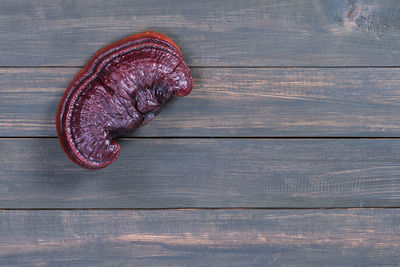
(1, 0), (400, 66)
(1, 209), (399, 266)
(2, 67), (400, 137)
(1, 138), (400, 208)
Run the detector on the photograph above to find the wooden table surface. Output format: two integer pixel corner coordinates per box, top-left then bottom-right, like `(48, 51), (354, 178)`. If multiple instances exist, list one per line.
(1, 0), (400, 266)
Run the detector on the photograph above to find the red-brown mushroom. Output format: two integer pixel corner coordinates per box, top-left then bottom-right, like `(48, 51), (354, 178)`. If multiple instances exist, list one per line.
(56, 32), (193, 169)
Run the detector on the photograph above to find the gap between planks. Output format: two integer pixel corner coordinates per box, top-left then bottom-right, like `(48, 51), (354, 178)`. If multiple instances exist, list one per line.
(1, 207), (400, 211)
(2, 66), (400, 69)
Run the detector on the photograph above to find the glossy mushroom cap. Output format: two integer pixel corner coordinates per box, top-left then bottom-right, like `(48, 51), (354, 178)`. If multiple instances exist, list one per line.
(56, 32), (193, 169)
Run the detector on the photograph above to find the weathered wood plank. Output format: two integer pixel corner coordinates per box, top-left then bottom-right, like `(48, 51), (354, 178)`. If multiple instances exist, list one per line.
(1, 0), (400, 66)
(0, 209), (399, 266)
(1, 138), (400, 208)
(2, 67), (400, 137)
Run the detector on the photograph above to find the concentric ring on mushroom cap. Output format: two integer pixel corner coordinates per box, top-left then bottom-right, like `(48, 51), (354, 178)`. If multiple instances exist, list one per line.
(56, 32), (193, 169)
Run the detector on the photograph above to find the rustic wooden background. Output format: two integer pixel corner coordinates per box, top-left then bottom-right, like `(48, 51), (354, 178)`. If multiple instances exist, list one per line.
(1, 0), (400, 265)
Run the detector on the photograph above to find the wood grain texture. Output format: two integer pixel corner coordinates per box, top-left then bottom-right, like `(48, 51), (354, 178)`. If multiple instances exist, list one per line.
(1, 0), (400, 66)
(1, 138), (400, 208)
(2, 0), (400, 265)
(1, 209), (399, 266)
(2, 67), (400, 137)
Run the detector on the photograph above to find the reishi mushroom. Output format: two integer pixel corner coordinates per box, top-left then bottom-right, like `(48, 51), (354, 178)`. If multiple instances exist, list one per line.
(56, 31), (193, 169)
